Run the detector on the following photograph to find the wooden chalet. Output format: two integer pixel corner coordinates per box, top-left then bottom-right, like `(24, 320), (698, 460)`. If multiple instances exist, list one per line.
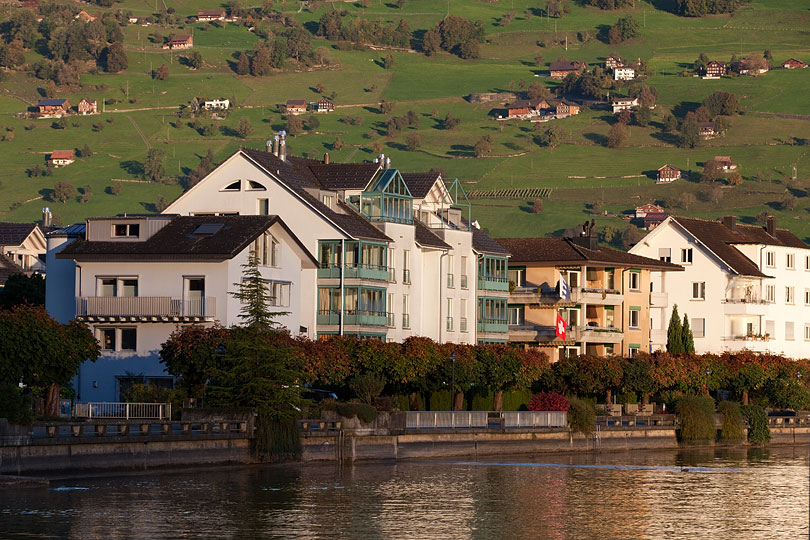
(163, 34), (193, 50)
(49, 150), (75, 167)
(554, 99), (580, 118)
(714, 156), (737, 172)
(38, 99), (70, 117)
(197, 9), (226, 21)
(656, 165), (682, 183)
(604, 55), (623, 70)
(549, 60), (586, 79)
(635, 204), (665, 218)
(782, 58), (807, 69)
(698, 121), (716, 139)
(285, 99), (307, 114)
(77, 98), (97, 115)
(704, 61), (727, 78)
(315, 97), (335, 113)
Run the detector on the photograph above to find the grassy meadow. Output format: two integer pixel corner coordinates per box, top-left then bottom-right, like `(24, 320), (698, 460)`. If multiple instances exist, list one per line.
(0, 0), (808, 240)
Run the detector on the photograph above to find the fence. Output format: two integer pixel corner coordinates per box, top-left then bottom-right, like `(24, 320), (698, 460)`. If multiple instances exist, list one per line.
(404, 411), (567, 430)
(73, 402), (172, 420)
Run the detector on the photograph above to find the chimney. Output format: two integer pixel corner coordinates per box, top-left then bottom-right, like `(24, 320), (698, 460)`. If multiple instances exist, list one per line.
(265, 139), (272, 153)
(42, 207), (52, 228)
(378, 153), (385, 165)
(766, 215), (775, 237)
(279, 131), (286, 161)
(385, 157), (391, 170)
(722, 215), (737, 232)
(323, 153), (329, 165)
(272, 135), (280, 156)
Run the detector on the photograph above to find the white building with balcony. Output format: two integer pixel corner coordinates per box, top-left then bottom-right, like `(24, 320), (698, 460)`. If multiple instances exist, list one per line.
(630, 215), (810, 358)
(46, 214), (316, 401)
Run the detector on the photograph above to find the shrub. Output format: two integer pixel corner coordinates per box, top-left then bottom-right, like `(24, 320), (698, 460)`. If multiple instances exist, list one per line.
(677, 396), (716, 443)
(717, 401), (745, 442)
(741, 404), (770, 444)
(0, 383), (35, 425)
(374, 396), (393, 412)
(349, 372), (386, 405)
(122, 383), (187, 420)
(528, 391), (569, 411)
(336, 402), (377, 423)
(567, 397), (595, 435)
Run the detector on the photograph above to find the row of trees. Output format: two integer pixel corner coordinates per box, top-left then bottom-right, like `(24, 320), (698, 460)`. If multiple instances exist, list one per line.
(316, 11), (411, 49)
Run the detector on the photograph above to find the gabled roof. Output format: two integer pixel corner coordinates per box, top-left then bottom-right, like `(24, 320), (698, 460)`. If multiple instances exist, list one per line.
(57, 215), (316, 264)
(286, 99), (307, 107)
(496, 237), (681, 270)
(413, 220), (451, 250)
(549, 60), (585, 71)
(169, 34), (192, 42)
(50, 150), (75, 160)
(0, 222), (38, 246)
(306, 162), (380, 190)
(38, 99), (67, 106)
(401, 172), (441, 199)
(465, 220), (510, 256)
(658, 164), (680, 171)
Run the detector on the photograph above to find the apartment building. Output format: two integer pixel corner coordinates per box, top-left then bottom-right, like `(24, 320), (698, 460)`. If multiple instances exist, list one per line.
(630, 215), (810, 358)
(46, 214), (316, 401)
(496, 234), (682, 361)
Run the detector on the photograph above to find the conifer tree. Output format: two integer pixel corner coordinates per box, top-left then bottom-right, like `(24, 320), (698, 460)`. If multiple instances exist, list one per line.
(681, 313), (695, 353)
(667, 304), (683, 353)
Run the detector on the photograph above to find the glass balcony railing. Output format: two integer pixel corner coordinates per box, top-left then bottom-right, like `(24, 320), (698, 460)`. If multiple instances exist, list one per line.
(317, 263), (388, 281)
(477, 318), (509, 334)
(402, 313), (410, 328)
(403, 269), (411, 284)
(477, 274), (509, 292)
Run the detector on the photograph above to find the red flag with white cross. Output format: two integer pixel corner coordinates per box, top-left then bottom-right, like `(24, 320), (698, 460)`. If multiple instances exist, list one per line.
(555, 312), (566, 341)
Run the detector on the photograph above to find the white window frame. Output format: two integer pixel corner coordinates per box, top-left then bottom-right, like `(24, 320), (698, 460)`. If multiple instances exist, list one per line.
(805, 323), (810, 341)
(680, 248), (693, 264)
(786, 286), (795, 305)
(692, 318), (705, 338)
(628, 309), (640, 329)
(691, 281), (706, 300)
(787, 253), (795, 270)
(766, 284), (775, 303)
(628, 271), (640, 291)
(766, 251), (775, 268)
(112, 223), (140, 238)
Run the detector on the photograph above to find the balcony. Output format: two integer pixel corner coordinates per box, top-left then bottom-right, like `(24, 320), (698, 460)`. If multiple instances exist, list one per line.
(574, 325), (624, 343)
(388, 267), (396, 283)
(650, 329), (667, 345)
(722, 298), (769, 316)
(650, 292), (668, 308)
(575, 287), (624, 306)
(509, 286), (575, 306)
(75, 296), (216, 322)
(508, 324), (558, 343)
(477, 318), (508, 334)
(387, 312), (396, 328)
(477, 275), (509, 292)
(317, 263), (388, 282)
(317, 310), (388, 327)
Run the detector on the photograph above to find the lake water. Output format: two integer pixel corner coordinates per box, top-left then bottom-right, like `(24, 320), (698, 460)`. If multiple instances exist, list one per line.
(1, 447), (807, 539)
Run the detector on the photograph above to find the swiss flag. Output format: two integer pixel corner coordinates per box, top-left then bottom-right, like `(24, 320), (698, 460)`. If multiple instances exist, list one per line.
(555, 312), (567, 341)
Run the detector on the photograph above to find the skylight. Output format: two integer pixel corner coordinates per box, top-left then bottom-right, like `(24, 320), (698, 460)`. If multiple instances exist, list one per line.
(192, 223), (224, 236)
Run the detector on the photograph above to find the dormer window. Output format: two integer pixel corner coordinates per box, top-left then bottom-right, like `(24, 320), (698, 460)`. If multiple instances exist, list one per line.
(222, 180), (241, 191)
(322, 195), (334, 209)
(113, 224), (140, 237)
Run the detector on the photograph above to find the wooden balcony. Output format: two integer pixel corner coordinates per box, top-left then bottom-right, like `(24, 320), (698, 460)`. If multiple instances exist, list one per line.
(75, 296), (216, 322)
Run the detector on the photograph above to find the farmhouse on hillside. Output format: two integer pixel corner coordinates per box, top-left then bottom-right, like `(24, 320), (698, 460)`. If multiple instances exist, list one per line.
(553, 99), (580, 118)
(714, 156), (737, 172)
(703, 60), (727, 78)
(656, 164), (682, 183)
(643, 212), (669, 231)
(604, 55), (623, 70)
(782, 58), (807, 69)
(285, 99), (307, 114)
(612, 97), (638, 113)
(197, 9), (226, 21)
(38, 99), (70, 117)
(77, 98), (97, 115)
(613, 65), (636, 81)
(505, 99), (550, 119)
(163, 34), (193, 50)
(49, 150), (75, 167)
(549, 60), (586, 79)
(635, 204), (665, 218)
(699, 121), (716, 139)
(203, 98), (229, 110)
(315, 97), (335, 113)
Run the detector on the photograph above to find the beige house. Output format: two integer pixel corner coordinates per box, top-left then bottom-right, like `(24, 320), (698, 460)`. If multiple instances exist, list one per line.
(496, 234), (681, 361)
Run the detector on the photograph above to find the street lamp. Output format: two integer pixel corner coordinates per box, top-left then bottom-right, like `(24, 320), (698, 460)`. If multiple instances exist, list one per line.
(705, 366), (712, 396)
(449, 351), (458, 411)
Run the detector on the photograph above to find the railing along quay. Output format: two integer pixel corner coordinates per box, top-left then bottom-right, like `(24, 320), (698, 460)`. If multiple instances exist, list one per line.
(29, 420), (249, 440)
(597, 414), (678, 428)
(73, 402), (172, 420)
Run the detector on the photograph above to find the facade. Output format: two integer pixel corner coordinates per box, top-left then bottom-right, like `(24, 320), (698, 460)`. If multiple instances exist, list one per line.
(699, 122), (716, 139)
(714, 156), (737, 171)
(315, 98), (335, 113)
(782, 58), (807, 69)
(704, 61), (727, 77)
(49, 150), (75, 167)
(605, 55), (623, 70)
(0, 221), (46, 284)
(506, 99), (548, 119)
(643, 213), (668, 231)
(554, 100), (580, 118)
(549, 60), (586, 79)
(197, 9), (226, 21)
(657, 164), (682, 183)
(635, 204), (664, 219)
(163, 34), (193, 50)
(77, 98), (98, 115)
(497, 234), (682, 361)
(630, 215), (810, 358)
(613, 66), (636, 80)
(47, 214), (317, 401)
(202, 98), (230, 110)
(285, 100), (307, 114)
(612, 97), (638, 113)
(38, 99), (70, 117)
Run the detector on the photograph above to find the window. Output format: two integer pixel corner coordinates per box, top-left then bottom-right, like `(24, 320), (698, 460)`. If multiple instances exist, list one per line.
(628, 271), (640, 291)
(247, 180), (266, 191)
(805, 324), (810, 341)
(222, 180), (241, 191)
(805, 289), (810, 306)
(507, 306), (524, 325)
(628, 308), (640, 329)
(99, 328), (116, 351)
(766, 251), (775, 267)
(446, 298), (453, 331)
(402, 294), (410, 328)
(403, 250), (411, 284)
(322, 195), (333, 209)
(786, 286), (795, 304)
(98, 328), (136, 352)
(461, 256), (469, 289)
(447, 255), (454, 288)
(658, 248), (671, 263)
(691, 282), (706, 300)
(806, 255), (810, 271)
(787, 253), (795, 269)
(251, 232), (280, 267)
(786, 321), (795, 340)
(113, 223), (140, 238)
(766, 285), (775, 303)
(692, 318), (705, 338)
(267, 281), (290, 307)
(628, 344), (640, 357)
(257, 198), (269, 215)
(100, 278), (117, 297)
(681, 248), (693, 264)
(388, 248), (396, 282)
(766, 320), (775, 338)
(120, 328), (136, 351)
(98, 277), (138, 297)
(586, 268), (598, 282)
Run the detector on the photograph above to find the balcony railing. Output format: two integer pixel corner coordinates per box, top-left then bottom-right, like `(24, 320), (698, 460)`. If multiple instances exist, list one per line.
(317, 310), (388, 327)
(460, 317), (468, 332)
(387, 312), (396, 328)
(73, 402), (171, 420)
(477, 318), (509, 334)
(447, 274), (454, 288)
(388, 267), (396, 283)
(317, 263), (388, 282)
(477, 275), (509, 292)
(403, 269), (411, 284)
(575, 287), (624, 305)
(402, 313), (410, 329)
(460, 274), (468, 289)
(75, 296), (215, 320)
(446, 316), (454, 331)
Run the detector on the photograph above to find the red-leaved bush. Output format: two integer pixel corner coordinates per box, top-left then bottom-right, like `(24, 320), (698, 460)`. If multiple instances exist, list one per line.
(528, 391), (569, 411)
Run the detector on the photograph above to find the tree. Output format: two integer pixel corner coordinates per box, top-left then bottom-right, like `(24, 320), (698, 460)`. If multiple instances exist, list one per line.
(145, 148), (166, 182)
(701, 159), (724, 182)
(251, 47), (272, 76)
(237, 117), (252, 138)
(102, 42), (128, 72)
(527, 81), (551, 100)
(159, 324), (230, 398)
(333, 137), (344, 150)
(0, 305), (99, 417)
(284, 27), (312, 62)
(607, 123), (628, 148)
(679, 117), (700, 148)
(727, 171), (743, 186)
(232, 254), (288, 329)
(702, 91), (740, 116)
(286, 115), (303, 136)
(406, 133), (422, 151)
(110, 182), (123, 195)
(781, 192), (797, 211)
(667, 305), (684, 353)
(629, 84), (658, 108)
(0, 273), (45, 309)
(694, 52), (709, 72)
(608, 15), (639, 44)
(443, 113), (460, 130)
(682, 314), (695, 353)
(622, 224), (643, 249)
(187, 51), (203, 70)
(154, 64), (169, 80)
(53, 181), (76, 203)
(304, 115), (320, 131)
(235, 52), (250, 75)
(663, 112), (678, 133)
(530, 199), (543, 213)
(678, 192), (696, 210)
(633, 106), (652, 127)
(616, 109), (632, 125)
(80, 144), (92, 158)
(535, 124), (565, 149)
(474, 136), (492, 157)
(383, 54), (394, 69)
(379, 100), (395, 115)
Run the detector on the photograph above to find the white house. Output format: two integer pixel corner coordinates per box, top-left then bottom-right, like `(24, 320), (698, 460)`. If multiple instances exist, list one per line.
(612, 97), (638, 113)
(202, 98), (230, 110)
(46, 214), (317, 401)
(630, 215), (810, 358)
(613, 66), (636, 80)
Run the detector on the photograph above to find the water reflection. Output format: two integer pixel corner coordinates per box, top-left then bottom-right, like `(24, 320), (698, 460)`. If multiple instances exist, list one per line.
(0, 447), (806, 539)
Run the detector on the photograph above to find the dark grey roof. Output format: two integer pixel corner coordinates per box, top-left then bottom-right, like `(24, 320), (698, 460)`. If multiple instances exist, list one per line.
(57, 215), (300, 261)
(240, 148), (390, 242)
(47, 223), (86, 239)
(38, 99), (68, 106)
(413, 220), (451, 250)
(306, 162), (380, 190)
(401, 172), (440, 199)
(0, 222), (38, 246)
(463, 219), (510, 256)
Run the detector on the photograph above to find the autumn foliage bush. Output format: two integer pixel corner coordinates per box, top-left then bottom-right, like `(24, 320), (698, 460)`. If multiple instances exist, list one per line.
(528, 391), (569, 411)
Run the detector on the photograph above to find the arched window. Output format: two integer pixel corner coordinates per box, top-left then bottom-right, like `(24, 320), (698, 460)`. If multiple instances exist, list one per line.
(247, 180), (266, 191)
(221, 180), (241, 191)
